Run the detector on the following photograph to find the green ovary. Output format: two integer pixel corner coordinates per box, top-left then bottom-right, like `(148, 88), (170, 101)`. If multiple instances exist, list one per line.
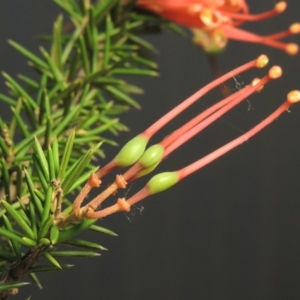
(114, 134), (149, 167)
(147, 171), (179, 195)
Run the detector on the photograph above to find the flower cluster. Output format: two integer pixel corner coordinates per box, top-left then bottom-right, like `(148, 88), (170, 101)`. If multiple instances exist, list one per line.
(134, 0), (300, 54)
(66, 55), (300, 222)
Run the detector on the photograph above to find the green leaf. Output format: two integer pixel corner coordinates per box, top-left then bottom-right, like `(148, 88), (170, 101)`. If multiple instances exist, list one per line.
(39, 238), (51, 246)
(24, 169), (43, 217)
(53, 0), (82, 21)
(58, 219), (97, 242)
(36, 74), (47, 107)
(89, 224), (118, 236)
(119, 82), (144, 94)
(63, 238), (107, 251)
(0, 227), (36, 247)
(103, 14), (112, 69)
(51, 137), (60, 178)
(127, 33), (158, 52)
(38, 216), (54, 240)
(132, 55), (158, 69)
(18, 74), (39, 88)
(58, 130), (75, 180)
(10, 164), (25, 199)
(2, 72), (38, 109)
(41, 186), (54, 225)
(0, 282), (30, 292)
(22, 237), (37, 247)
(14, 126), (45, 157)
(44, 117), (52, 150)
(2, 215), (22, 260)
(29, 264), (73, 272)
(9, 97), (22, 138)
(51, 14), (63, 71)
(29, 273), (43, 289)
(164, 21), (187, 36)
(43, 251), (61, 269)
(88, 8), (98, 72)
(79, 36), (90, 74)
(1, 200), (36, 240)
(0, 158), (10, 201)
(16, 198), (32, 226)
(11, 107), (30, 138)
(39, 90), (52, 148)
(90, 77), (125, 85)
(28, 201), (38, 238)
(80, 119), (119, 136)
(8, 39), (49, 71)
(0, 92), (16, 106)
(51, 250), (100, 257)
(61, 16), (89, 64)
(97, 20), (142, 42)
(49, 225), (60, 244)
(40, 46), (66, 86)
(47, 146), (56, 180)
(32, 154), (49, 193)
(110, 68), (159, 77)
(33, 137), (50, 182)
(94, 0), (119, 22)
(0, 138), (9, 159)
(53, 105), (81, 136)
(105, 85), (140, 109)
(62, 144), (100, 194)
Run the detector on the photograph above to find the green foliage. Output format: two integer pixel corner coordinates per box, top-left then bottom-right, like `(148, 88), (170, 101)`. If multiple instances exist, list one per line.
(0, 0), (174, 296)
(0, 282), (30, 292)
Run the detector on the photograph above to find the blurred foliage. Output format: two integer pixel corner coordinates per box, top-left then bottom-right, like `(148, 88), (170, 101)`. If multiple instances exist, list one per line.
(0, 0), (180, 297)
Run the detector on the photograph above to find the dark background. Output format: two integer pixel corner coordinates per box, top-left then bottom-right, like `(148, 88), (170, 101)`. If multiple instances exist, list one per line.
(1, 1), (300, 299)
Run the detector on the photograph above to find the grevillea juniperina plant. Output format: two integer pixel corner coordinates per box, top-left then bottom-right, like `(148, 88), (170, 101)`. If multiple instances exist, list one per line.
(0, 1), (299, 299)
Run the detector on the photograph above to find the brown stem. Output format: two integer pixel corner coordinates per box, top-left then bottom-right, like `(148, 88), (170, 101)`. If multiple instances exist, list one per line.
(0, 246), (44, 299)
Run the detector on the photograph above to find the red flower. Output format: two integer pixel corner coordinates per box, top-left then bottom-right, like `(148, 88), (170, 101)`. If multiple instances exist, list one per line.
(71, 56), (300, 220)
(135, 0), (300, 54)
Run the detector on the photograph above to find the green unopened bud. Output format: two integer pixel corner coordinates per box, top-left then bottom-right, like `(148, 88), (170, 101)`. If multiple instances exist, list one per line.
(114, 135), (149, 167)
(147, 171), (179, 195)
(139, 144), (164, 168)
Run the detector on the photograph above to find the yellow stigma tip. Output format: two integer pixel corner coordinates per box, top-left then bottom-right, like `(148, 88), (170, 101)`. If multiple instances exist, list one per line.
(290, 23), (300, 34)
(275, 2), (287, 13)
(286, 43), (299, 55)
(256, 55), (269, 68)
(268, 66), (282, 79)
(287, 90), (300, 104)
(251, 78), (264, 92)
